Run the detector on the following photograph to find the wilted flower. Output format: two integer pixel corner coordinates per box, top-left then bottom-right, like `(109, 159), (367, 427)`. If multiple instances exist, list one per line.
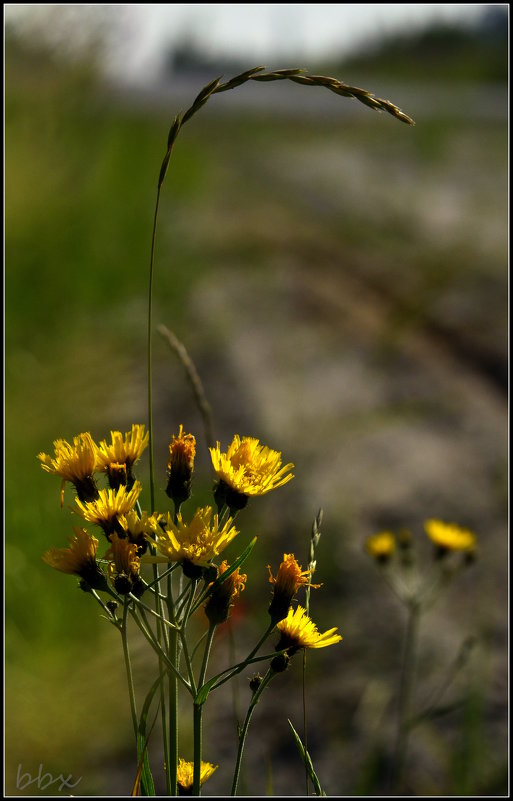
(205, 559), (247, 625)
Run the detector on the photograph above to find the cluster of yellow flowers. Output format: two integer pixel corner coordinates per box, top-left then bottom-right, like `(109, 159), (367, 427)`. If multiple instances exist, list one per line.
(39, 423), (343, 641)
(365, 519), (477, 563)
(39, 423), (342, 790)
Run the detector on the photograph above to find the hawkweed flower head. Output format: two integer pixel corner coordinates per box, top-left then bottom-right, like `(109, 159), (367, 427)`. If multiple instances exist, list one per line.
(42, 527), (107, 591)
(268, 553), (319, 624)
(38, 433), (99, 506)
(424, 519), (477, 558)
(205, 559), (247, 625)
(96, 424), (148, 489)
(74, 481), (142, 538)
(210, 435), (294, 511)
(273, 604), (342, 667)
(166, 424), (196, 506)
(176, 758), (217, 795)
(105, 532), (144, 596)
(365, 531), (396, 563)
(145, 506), (239, 576)
(118, 509), (159, 556)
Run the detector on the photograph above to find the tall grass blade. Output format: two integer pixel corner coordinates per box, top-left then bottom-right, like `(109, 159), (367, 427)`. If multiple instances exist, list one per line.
(288, 719), (326, 796)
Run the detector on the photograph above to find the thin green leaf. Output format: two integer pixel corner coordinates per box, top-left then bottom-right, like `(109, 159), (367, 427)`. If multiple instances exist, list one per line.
(288, 719), (326, 796)
(194, 649), (286, 706)
(134, 675), (162, 796)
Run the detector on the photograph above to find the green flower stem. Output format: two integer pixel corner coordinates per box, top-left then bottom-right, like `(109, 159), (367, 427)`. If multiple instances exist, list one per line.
(409, 636), (476, 730)
(209, 622), (276, 692)
(90, 587), (119, 614)
(199, 624), (217, 689)
(303, 508), (322, 796)
(129, 593), (178, 630)
(167, 570), (178, 796)
(392, 598), (421, 792)
(148, 553), (173, 794)
(231, 669), (275, 796)
(178, 625), (197, 695)
(168, 626), (179, 796)
(131, 607), (192, 694)
(121, 598), (139, 739)
(191, 630), (209, 661)
(193, 701), (204, 796)
(175, 580), (196, 619)
(143, 563), (180, 594)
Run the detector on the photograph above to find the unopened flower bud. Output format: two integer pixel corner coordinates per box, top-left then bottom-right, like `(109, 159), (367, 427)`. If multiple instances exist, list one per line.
(166, 425), (196, 506)
(270, 653), (290, 673)
(249, 673), (263, 693)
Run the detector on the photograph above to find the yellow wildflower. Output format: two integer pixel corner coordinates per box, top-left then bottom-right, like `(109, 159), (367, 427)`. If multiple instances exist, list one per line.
(38, 433), (99, 505)
(176, 758), (217, 793)
(105, 532), (144, 596)
(365, 531), (396, 562)
(424, 519), (477, 554)
(275, 605), (342, 653)
(210, 435), (294, 510)
(42, 527), (107, 590)
(145, 506), (239, 575)
(268, 553), (319, 624)
(118, 509), (159, 555)
(74, 481), (142, 537)
(96, 424), (148, 488)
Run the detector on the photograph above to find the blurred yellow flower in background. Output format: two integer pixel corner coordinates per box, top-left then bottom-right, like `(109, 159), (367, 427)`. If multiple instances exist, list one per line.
(424, 519), (476, 553)
(365, 531), (396, 562)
